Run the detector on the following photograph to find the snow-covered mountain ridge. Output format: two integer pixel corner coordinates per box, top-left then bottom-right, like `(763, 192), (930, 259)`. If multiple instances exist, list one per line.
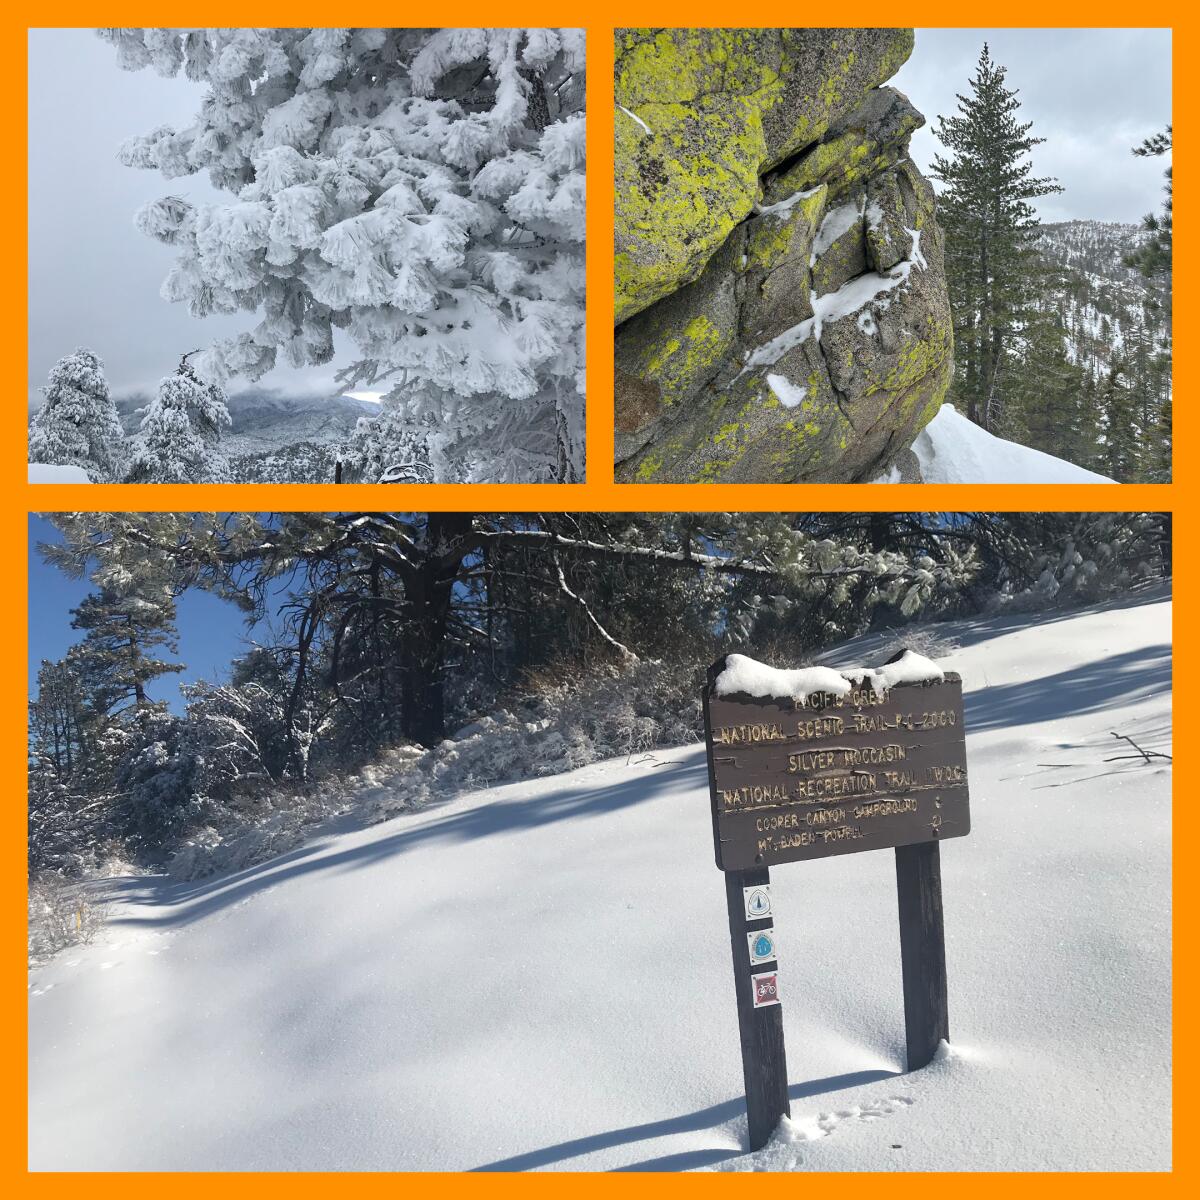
(110, 388), (377, 482)
(1035, 219), (1169, 376)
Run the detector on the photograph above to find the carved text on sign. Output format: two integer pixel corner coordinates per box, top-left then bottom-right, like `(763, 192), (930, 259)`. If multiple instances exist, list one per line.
(704, 672), (970, 870)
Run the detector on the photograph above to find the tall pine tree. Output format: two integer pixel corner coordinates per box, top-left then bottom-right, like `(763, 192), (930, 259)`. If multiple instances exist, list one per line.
(931, 44), (1063, 431)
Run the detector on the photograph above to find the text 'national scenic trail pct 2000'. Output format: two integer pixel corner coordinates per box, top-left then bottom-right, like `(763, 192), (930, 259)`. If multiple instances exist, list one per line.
(706, 667), (970, 871)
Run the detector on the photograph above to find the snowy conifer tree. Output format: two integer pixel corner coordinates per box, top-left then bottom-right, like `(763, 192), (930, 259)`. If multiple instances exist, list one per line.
(100, 27), (586, 483)
(344, 404), (435, 482)
(128, 357), (231, 482)
(28, 348), (128, 481)
(932, 44), (1063, 431)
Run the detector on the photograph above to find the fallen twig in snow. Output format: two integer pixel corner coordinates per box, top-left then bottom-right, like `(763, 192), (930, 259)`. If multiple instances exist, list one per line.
(1105, 731), (1171, 764)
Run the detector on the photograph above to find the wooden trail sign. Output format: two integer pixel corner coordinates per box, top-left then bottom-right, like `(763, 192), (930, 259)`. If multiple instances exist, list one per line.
(701, 652), (972, 1152)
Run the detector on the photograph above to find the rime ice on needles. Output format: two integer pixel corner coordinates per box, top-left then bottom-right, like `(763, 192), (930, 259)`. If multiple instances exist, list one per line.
(100, 27), (587, 484)
(28, 349), (129, 483)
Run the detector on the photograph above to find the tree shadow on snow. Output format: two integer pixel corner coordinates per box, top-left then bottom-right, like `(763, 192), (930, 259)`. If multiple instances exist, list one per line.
(963, 643), (1171, 733)
(106, 754), (709, 931)
(469, 1069), (900, 1172)
(105, 593), (1170, 932)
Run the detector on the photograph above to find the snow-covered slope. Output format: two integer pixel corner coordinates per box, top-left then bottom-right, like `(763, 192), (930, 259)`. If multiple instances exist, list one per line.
(27, 591), (1172, 1171)
(884, 404), (1117, 484)
(1036, 220), (1169, 376)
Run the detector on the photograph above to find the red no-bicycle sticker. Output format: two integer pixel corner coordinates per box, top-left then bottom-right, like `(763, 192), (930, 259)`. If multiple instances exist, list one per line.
(751, 970), (780, 1008)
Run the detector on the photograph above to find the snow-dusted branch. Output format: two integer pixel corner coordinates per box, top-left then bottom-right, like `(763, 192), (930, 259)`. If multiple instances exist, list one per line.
(554, 556), (636, 660)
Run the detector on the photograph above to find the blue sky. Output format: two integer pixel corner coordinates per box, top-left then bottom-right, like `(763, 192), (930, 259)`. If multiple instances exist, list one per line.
(28, 515), (260, 709)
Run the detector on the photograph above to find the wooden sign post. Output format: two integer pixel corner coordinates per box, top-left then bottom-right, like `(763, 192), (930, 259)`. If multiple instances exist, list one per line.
(702, 652), (971, 1151)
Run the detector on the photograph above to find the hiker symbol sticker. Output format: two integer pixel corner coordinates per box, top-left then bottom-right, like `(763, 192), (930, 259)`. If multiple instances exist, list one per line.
(751, 970), (781, 1008)
(742, 885), (772, 921)
(747, 929), (777, 965)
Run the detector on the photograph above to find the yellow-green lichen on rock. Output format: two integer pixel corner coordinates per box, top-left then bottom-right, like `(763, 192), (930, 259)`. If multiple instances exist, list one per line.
(614, 27), (914, 324)
(613, 27), (953, 484)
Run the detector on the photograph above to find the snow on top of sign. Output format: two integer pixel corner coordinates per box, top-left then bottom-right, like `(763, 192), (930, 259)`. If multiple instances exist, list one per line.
(716, 649), (944, 703)
(714, 654), (853, 703)
(844, 649), (945, 696)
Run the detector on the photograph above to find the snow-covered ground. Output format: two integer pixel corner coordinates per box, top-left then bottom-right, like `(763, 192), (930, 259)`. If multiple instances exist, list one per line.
(27, 463), (92, 483)
(874, 405), (1116, 484)
(28, 589), (1171, 1171)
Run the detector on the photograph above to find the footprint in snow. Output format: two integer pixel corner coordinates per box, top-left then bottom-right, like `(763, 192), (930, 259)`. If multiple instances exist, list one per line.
(787, 1095), (915, 1142)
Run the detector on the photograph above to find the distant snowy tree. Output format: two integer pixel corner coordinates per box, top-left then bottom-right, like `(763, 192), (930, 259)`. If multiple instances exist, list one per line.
(344, 405), (435, 482)
(100, 27), (587, 483)
(128, 357), (231, 482)
(28, 348), (128, 481)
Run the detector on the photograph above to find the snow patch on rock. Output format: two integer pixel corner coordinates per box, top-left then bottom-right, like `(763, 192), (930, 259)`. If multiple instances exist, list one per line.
(766, 374), (808, 409)
(744, 227), (927, 373)
(616, 104), (652, 135)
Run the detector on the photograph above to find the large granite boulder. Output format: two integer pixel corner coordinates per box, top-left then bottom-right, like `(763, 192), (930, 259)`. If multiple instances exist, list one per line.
(614, 28), (954, 484)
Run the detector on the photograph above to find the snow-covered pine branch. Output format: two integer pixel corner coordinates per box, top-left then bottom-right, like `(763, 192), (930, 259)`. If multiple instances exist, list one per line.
(99, 27), (586, 484)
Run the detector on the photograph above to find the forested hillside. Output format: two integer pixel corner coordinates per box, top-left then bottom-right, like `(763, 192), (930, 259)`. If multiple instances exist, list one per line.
(1016, 221), (1172, 480)
(29, 512), (1170, 906)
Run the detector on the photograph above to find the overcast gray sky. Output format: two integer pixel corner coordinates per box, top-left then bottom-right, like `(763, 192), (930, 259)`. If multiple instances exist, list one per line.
(895, 28), (1173, 225)
(28, 28), (1173, 405)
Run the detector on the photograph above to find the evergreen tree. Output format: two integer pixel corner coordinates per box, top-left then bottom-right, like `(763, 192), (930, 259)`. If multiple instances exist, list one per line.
(100, 27), (586, 483)
(128, 355), (231, 482)
(66, 561), (185, 726)
(931, 44), (1063, 430)
(28, 348), (128, 481)
(69, 588), (183, 723)
(1095, 362), (1141, 482)
(343, 405), (435, 483)
(29, 658), (91, 781)
(1125, 126), (1172, 284)
(1003, 311), (1096, 467)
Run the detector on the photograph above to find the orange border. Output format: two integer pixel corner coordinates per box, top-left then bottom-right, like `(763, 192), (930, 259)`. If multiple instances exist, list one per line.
(4, 8), (1186, 1188)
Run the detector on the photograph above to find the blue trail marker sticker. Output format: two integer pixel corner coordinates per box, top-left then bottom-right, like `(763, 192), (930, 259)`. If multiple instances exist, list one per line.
(748, 928), (778, 965)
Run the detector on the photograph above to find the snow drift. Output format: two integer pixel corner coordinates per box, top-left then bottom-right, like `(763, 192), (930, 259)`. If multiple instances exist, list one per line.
(873, 405), (1117, 484)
